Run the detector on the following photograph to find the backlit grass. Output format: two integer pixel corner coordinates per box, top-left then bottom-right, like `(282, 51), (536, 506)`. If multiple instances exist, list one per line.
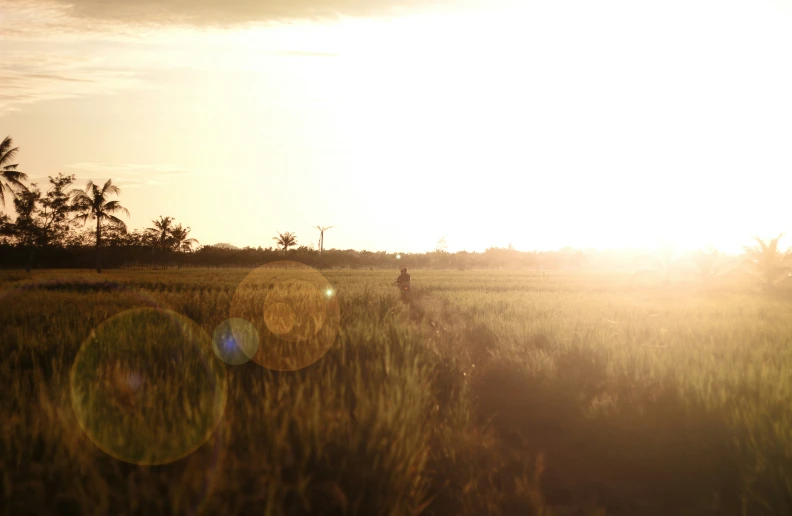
(2, 268), (791, 515)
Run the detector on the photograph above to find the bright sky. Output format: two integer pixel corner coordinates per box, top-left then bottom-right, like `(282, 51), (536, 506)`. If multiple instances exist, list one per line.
(2, 0), (791, 254)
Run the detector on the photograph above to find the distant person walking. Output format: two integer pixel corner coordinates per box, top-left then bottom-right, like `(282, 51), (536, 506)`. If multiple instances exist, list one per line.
(396, 267), (411, 287)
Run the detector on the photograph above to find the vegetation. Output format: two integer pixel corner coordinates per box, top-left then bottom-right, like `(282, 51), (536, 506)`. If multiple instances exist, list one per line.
(0, 136), (28, 207)
(71, 179), (130, 273)
(147, 215), (175, 251)
(4, 134), (792, 514)
(0, 136), (787, 278)
(3, 269), (792, 514)
(741, 234), (792, 289)
(274, 231), (298, 256)
(170, 224), (199, 252)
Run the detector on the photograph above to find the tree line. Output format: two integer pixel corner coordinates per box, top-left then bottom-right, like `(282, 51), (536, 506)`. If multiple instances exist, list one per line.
(0, 136), (583, 272)
(1, 135), (791, 286)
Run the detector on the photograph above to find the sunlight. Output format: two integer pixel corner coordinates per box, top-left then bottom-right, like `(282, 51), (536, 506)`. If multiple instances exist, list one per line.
(4, 0), (792, 252)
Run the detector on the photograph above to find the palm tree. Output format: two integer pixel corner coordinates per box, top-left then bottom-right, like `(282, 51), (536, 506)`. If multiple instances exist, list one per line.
(0, 136), (29, 207)
(689, 246), (738, 284)
(147, 216), (174, 250)
(273, 231), (297, 257)
(71, 179), (129, 273)
(742, 234), (791, 289)
(170, 224), (199, 252)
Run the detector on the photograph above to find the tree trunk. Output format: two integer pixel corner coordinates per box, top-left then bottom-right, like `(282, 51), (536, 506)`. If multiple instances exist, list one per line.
(319, 233), (324, 270)
(95, 217), (102, 273)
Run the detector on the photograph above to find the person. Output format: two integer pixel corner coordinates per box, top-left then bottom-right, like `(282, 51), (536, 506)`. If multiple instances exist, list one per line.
(395, 267), (411, 287)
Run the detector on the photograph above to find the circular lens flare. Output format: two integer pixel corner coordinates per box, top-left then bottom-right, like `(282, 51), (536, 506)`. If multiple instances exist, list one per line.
(229, 261), (341, 371)
(264, 302), (297, 335)
(212, 318), (260, 365)
(70, 308), (227, 466)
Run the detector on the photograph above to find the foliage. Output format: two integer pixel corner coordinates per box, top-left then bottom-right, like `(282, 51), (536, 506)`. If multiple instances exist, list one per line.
(147, 215), (175, 250)
(273, 231), (298, 256)
(0, 136), (29, 207)
(71, 179), (130, 272)
(741, 234), (791, 288)
(170, 224), (199, 252)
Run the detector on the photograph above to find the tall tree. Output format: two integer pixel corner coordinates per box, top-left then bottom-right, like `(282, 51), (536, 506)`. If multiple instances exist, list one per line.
(147, 216), (174, 251)
(71, 179), (129, 273)
(38, 174), (77, 246)
(742, 234), (791, 289)
(0, 136), (29, 207)
(273, 231), (298, 257)
(315, 225), (333, 268)
(11, 186), (42, 254)
(170, 224), (199, 252)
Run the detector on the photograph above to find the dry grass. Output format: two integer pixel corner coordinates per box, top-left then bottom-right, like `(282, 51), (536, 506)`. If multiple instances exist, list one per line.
(2, 268), (791, 515)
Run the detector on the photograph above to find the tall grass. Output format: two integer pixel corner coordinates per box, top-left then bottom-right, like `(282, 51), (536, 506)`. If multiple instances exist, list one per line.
(2, 268), (791, 515)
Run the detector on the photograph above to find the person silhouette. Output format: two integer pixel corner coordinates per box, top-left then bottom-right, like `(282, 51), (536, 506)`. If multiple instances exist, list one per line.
(396, 267), (411, 287)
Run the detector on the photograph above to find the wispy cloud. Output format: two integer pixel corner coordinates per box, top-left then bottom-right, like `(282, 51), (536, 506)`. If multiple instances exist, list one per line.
(0, 49), (148, 114)
(63, 163), (191, 189)
(277, 50), (340, 58)
(0, 1), (349, 114)
(6, 0), (470, 28)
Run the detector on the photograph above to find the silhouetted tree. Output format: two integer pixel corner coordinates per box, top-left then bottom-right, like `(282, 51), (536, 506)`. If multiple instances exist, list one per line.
(273, 231), (297, 256)
(315, 225), (333, 268)
(12, 187), (41, 271)
(742, 234), (791, 289)
(170, 224), (199, 252)
(0, 136), (28, 207)
(147, 216), (174, 251)
(38, 174), (77, 246)
(71, 179), (129, 273)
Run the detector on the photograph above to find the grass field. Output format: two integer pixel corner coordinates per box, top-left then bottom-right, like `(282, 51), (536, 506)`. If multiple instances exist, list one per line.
(2, 266), (792, 515)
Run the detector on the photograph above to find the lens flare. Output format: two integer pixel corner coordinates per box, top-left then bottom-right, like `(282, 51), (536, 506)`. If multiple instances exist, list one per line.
(229, 261), (341, 371)
(212, 318), (260, 366)
(70, 308), (227, 466)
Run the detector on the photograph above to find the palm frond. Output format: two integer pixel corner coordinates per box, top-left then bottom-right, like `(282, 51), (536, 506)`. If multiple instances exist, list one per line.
(71, 213), (91, 225)
(1, 169), (30, 189)
(0, 143), (19, 168)
(103, 200), (130, 218)
(102, 179), (121, 196)
(103, 214), (127, 228)
(0, 137), (12, 157)
(1, 167), (28, 179)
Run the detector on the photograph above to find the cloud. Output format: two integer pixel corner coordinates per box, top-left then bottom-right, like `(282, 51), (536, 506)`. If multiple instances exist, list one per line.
(0, 48), (149, 115)
(24, 73), (94, 83)
(278, 50), (340, 58)
(66, 163), (187, 173)
(63, 163), (191, 188)
(6, 0), (474, 28)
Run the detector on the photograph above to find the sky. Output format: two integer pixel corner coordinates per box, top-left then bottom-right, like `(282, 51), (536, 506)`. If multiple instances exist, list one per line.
(1, 0), (791, 254)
